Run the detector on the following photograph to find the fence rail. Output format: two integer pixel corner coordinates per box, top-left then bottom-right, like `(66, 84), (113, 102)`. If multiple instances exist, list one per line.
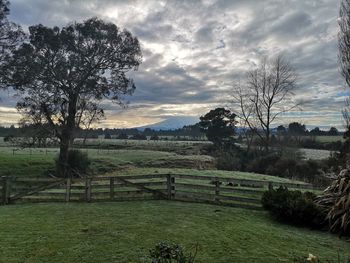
(0, 174), (321, 210)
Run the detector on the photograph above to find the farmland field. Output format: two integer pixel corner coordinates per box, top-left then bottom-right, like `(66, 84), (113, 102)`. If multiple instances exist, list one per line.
(300, 148), (332, 160)
(0, 146), (314, 185)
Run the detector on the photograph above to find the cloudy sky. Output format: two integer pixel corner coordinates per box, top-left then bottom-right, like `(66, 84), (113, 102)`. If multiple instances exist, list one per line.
(0, 0), (347, 129)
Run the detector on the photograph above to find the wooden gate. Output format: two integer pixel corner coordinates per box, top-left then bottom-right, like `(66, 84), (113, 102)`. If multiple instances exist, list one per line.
(1, 174), (321, 210)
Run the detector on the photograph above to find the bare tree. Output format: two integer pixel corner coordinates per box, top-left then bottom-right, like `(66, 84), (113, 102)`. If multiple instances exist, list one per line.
(232, 55), (298, 152)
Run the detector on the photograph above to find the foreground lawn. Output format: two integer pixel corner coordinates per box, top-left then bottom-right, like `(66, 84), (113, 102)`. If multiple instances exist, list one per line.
(0, 201), (349, 262)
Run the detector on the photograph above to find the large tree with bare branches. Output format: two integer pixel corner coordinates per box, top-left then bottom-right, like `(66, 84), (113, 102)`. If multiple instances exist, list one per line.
(232, 55), (298, 152)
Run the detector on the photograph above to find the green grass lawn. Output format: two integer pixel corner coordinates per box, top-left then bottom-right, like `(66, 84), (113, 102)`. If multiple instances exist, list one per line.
(0, 201), (348, 263)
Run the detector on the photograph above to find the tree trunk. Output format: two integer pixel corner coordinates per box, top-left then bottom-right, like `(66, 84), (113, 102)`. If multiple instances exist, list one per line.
(57, 129), (72, 178)
(265, 128), (270, 153)
(57, 96), (78, 178)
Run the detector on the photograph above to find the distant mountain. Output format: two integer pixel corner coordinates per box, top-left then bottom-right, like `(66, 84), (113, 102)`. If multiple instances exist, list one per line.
(136, 116), (199, 130)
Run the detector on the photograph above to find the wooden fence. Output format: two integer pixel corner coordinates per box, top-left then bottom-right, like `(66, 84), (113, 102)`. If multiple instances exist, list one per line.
(0, 175), (321, 210)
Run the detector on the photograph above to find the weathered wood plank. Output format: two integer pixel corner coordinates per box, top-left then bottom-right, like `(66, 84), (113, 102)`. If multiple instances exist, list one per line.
(13, 178), (63, 183)
(96, 174), (168, 180)
(10, 179), (65, 200)
(114, 177), (167, 199)
(173, 174), (313, 189)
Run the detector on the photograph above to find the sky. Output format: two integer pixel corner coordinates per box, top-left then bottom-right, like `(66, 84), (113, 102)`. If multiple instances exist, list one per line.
(0, 0), (347, 129)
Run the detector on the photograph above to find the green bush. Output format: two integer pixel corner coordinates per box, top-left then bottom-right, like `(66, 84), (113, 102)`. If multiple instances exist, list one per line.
(56, 149), (90, 177)
(149, 241), (197, 263)
(261, 187), (325, 228)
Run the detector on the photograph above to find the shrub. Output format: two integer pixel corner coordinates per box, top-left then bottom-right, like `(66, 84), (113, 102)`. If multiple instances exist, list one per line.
(261, 187), (325, 228)
(56, 149), (90, 177)
(149, 241), (197, 263)
(316, 168), (350, 236)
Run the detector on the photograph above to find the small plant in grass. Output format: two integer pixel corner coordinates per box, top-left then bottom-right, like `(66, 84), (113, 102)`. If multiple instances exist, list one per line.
(55, 149), (90, 177)
(261, 186), (325, 228)
(149, 241), (198, 263)
(291, 252), (349, 262)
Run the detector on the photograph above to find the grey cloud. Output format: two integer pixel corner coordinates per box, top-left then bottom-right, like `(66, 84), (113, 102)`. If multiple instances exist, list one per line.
(0, 0), (346, 128)
(270, 11), (312, 37)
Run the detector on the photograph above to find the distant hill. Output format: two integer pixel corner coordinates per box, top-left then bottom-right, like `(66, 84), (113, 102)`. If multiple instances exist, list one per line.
(136, 116), (199, 130)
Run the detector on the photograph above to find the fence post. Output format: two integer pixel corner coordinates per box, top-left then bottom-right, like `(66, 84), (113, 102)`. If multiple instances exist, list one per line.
(167, 174), (175, 200)
(1, 176), (6, 205)
(65, 178), (71, 202)
(167, 174), (171, 199)
(1, 176), (11, 205)
(214, 179), (220, 203)
(171, 175), (176, 199)
(85, 177), (92, 202)
(110, 177), (115, 200)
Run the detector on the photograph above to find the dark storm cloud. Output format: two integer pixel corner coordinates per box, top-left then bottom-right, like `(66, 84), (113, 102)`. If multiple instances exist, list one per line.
(0, 0), (345, 128)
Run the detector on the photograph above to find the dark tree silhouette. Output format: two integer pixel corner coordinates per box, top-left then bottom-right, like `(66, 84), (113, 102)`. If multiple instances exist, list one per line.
(328, 127), (339, 136)
(288, 122), (306, 135)
(276, 125), (286, 134)
(3, 18), (142, 177)
(199, 108), (237, 147)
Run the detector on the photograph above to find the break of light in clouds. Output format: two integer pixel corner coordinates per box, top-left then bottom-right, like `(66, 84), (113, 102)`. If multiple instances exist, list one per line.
(0, 0), (346, 129)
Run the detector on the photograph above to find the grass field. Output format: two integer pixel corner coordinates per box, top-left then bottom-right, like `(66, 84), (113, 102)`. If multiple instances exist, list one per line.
(0, 147), (215, 177)
(0, 147), (309, 186)
(313, 135), (344, 143)
(0, 201), (349, 263)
